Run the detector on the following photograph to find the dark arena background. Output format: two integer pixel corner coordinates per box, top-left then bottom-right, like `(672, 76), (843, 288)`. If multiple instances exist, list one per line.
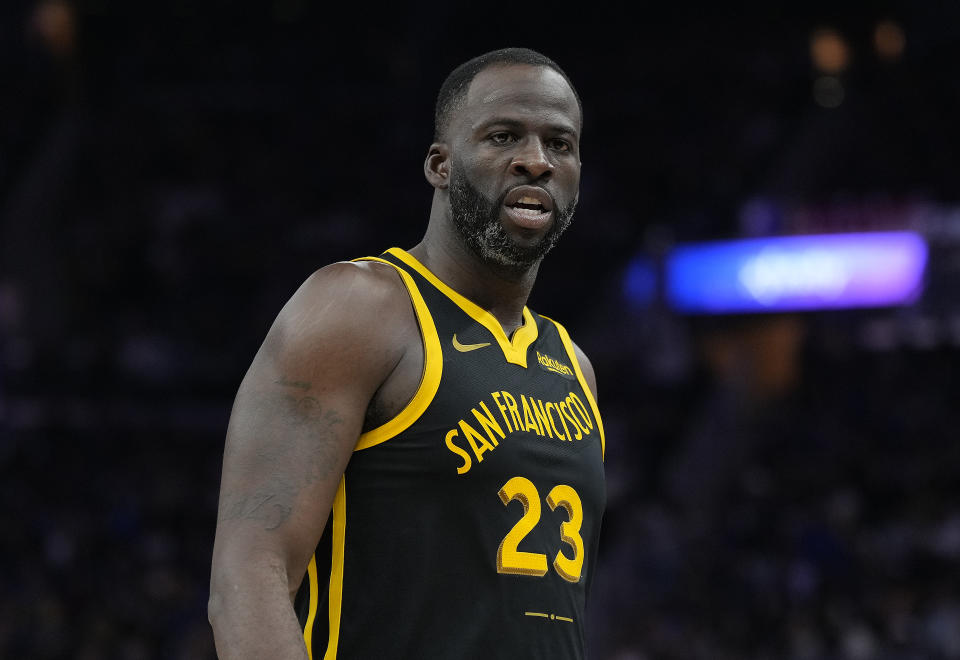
(3, 2), (960, 658)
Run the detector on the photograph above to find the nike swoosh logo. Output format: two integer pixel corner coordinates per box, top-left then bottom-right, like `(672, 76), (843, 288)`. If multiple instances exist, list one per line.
(452, 334), (491, 353)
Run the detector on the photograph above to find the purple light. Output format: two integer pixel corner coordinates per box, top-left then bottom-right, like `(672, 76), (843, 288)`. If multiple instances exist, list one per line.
(666, 232), (928, 314)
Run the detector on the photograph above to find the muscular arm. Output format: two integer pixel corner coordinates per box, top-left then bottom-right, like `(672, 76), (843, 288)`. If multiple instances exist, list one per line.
(208, 261), (416, 659)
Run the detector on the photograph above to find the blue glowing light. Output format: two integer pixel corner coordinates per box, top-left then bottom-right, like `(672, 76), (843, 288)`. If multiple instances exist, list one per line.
(665, 232), (928, 314)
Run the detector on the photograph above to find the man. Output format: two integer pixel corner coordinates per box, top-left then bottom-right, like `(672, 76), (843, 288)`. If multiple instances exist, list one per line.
(208, 47), (606, 659)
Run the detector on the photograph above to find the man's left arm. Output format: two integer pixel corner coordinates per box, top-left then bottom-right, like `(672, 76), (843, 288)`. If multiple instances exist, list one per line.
(572, 342), (598, 401)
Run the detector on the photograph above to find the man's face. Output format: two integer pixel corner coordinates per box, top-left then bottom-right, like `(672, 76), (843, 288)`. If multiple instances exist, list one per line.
(445, 64), (582, 271)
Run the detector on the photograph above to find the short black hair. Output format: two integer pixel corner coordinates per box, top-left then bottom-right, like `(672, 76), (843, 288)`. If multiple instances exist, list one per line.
(433, 47), (582, 141)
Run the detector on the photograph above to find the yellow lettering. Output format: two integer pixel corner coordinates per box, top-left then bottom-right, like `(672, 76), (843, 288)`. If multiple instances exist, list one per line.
(568, 392), (594, 431)
(491, 392), (512, 433)
(459, 419), (495, 462)
(520, 395), (544, 436)
(445, 429), (472, 475)
(545, 402), (566, 441)
(531, 399), (553, 438)
(559, 401), (581, 440)
(563, 396), (588, 437)
(502, 391), (523, 431)
(472, 402), (506, 446)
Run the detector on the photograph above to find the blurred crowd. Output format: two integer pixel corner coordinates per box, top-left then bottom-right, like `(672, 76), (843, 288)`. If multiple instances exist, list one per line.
(590, 316), (960, 659)
(3, 2), (960, 659)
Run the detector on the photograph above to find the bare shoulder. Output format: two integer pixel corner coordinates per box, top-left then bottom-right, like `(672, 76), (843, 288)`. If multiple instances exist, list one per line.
(298, 259), (409, 306)
(264, 259), (415, 381)
(275, 259), (411, 338)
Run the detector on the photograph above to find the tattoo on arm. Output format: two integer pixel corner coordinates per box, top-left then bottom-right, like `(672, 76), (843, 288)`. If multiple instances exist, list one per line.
(219, 391), (346, 532)
(289, 396), (320, 424)
(274, 377), (311, 391)
(219, 491), (294, 530)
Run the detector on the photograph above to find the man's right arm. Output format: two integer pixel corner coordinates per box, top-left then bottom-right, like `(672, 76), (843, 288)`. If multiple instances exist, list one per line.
(208, 261), (415, 659)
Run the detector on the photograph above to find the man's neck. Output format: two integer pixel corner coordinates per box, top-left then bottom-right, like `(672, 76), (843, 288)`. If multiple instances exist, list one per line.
(408, 225), (540, 337)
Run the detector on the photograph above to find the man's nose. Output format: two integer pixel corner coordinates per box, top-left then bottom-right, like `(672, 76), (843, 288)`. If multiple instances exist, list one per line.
(509, 138), (553, 180)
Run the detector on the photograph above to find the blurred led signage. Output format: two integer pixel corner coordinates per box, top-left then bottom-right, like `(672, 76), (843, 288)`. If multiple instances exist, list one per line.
(665, 232), (927, 313)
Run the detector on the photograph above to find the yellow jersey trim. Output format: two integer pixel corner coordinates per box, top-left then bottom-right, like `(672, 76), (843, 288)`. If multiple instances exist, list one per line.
(303, 556), (319, 660)
(542, 316), (605, 460)
(352, 257), (443, 451)
(324, 477), (347, 660)
(385, 247), (538, 367)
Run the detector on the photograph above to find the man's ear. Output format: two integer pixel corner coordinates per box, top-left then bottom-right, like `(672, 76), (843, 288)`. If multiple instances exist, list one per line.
(424, 143), (450, 189)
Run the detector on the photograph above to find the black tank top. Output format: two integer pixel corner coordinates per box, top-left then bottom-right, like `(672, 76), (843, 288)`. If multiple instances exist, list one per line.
(295, 248), (606, 659)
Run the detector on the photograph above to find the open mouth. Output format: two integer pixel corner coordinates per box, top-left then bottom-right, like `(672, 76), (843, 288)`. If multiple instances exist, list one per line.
(503, 187), (554, 230)
(511, 196), (548, 211)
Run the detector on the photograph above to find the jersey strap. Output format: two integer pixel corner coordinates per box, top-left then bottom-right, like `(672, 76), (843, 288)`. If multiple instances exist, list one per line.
(540, 314), (606, 460)
(350, 256), (443, 451)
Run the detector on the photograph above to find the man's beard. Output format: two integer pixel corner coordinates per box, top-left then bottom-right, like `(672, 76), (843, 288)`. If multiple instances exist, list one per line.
(449, 170), (576, 272)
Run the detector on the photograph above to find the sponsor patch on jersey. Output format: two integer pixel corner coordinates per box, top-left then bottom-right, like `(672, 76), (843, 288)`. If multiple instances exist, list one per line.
(536, 351), (575, 380)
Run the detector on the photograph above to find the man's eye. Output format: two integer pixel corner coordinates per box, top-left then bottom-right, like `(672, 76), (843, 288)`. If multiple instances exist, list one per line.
(489, 132), (516, 145)
(548, 139), (571, 152)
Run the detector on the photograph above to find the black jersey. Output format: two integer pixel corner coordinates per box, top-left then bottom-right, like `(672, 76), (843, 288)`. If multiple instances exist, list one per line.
(295, 248), (606, 660)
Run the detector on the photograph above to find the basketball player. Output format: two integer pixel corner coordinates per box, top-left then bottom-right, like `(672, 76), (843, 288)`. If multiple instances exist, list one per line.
(208, 47), (606, 659)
